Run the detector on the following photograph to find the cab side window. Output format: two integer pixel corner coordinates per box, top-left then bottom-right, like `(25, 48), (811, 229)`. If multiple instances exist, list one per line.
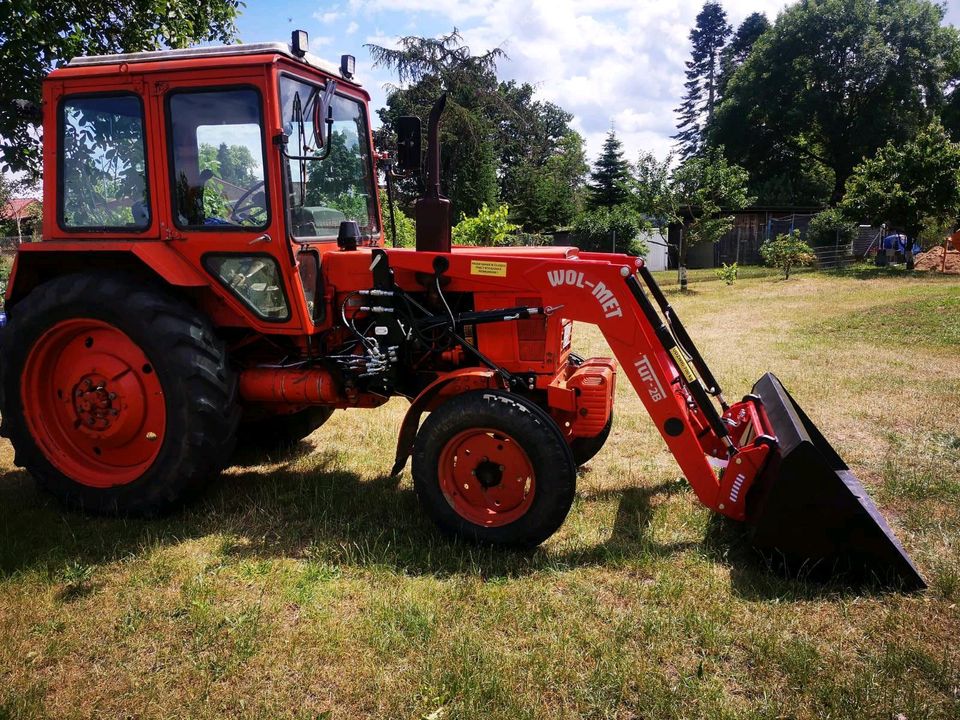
(60, 94), (150, 230)
(168, 88), (269, 230)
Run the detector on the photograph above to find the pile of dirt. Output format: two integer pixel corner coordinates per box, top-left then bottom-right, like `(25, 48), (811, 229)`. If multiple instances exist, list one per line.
(914, 246), (960, 274)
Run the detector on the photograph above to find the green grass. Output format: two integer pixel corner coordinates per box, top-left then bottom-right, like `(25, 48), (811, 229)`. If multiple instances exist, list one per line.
(1, 270), (959, 719)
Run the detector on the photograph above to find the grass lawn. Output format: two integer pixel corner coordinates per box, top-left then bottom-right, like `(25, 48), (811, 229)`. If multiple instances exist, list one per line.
(1, 267), (958, 719)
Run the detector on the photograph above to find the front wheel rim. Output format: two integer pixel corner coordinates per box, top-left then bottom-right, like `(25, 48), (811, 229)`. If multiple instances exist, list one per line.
(21, 318), (166, 488)
(437, 428), (536, 527)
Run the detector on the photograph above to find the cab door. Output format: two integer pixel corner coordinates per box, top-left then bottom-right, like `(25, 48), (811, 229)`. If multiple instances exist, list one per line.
(151, 71), (302, 331)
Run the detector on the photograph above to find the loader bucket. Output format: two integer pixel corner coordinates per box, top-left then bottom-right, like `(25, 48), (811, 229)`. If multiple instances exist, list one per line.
(745, 373), (925, 590)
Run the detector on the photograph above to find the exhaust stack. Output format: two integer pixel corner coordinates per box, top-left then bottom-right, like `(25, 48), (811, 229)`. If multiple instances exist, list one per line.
(415, 94), (451, 253)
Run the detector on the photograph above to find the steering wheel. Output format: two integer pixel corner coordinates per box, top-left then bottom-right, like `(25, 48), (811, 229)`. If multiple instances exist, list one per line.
(229, 180), (266, 224)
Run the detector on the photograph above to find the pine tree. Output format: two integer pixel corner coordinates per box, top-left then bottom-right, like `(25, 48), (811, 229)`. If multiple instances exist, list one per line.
(718, 12), (770, 98)
(673, 2), (732, 160)
(587, 129), (631, 209)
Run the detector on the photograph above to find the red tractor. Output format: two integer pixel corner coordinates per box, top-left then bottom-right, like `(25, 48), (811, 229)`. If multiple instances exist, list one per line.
(0, 34), (923, 587)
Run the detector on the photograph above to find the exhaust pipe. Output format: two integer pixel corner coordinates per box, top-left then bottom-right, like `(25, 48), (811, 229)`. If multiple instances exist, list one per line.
(415, 94), (452, 253)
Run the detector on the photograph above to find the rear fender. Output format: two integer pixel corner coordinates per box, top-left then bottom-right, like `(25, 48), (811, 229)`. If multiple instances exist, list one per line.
(390, 368), (505, 476)
(5, 242), (207, 307)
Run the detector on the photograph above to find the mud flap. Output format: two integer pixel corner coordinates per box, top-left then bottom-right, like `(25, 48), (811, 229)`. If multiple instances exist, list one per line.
(746, 373), (925, 590)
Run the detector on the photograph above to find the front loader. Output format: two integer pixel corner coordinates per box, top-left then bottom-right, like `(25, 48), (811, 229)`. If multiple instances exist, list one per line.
(0, 33), (924, 589)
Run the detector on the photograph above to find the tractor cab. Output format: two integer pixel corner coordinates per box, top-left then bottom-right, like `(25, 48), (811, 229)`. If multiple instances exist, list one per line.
(18, 36), (381, 334)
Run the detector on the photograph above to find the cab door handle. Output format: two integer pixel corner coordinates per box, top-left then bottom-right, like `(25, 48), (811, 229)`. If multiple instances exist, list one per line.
(249, 234), (271, 245)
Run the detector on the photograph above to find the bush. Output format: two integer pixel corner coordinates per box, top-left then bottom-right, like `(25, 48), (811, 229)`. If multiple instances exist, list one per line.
(379, 190), (416, 248)
(452, 204), (518, 246)
(806, 207), (857, 248)
(714, 262), (738, 285)
(759, 230), (815, 279)
(571, 206), (649, 256)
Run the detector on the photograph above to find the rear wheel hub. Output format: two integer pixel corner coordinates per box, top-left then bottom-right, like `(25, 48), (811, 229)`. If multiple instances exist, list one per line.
(21, 319), (166, 488)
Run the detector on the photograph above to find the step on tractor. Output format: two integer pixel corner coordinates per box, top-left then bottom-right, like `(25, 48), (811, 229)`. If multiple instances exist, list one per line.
(0, 32), (924, 589)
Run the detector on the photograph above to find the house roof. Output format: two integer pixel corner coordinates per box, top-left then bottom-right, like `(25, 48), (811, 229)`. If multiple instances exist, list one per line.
(1, 197), (40, 220)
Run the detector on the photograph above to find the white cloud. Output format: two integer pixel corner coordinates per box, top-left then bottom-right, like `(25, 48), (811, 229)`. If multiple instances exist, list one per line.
(313, 10), (342, 24)
(346, 21), (359, 34)
(348, 1), (793, 162)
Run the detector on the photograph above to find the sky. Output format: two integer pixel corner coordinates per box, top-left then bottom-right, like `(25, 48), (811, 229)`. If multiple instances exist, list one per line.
(236, 0), (960, 166)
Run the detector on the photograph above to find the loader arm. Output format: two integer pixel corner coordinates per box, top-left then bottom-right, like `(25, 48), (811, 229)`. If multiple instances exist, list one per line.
(374, 247), (925, 589)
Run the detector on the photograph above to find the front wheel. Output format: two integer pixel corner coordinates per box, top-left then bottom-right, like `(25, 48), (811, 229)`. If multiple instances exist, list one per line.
(412, 390), (577, 548)
(1, 273), (239, 515)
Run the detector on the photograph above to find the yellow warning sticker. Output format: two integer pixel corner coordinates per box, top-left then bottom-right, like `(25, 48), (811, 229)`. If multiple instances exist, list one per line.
(669, 346), (698, 383)
(470, 260), (508, 277)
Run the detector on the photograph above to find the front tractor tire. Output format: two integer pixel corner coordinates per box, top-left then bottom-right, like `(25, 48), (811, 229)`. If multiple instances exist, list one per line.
(1, 273), (240, 515)
(412, 390), (577, 548)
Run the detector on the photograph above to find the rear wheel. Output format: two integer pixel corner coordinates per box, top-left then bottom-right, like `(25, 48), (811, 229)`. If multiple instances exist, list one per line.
(412, 390), (576, 547)
(1, 273), (239, 515)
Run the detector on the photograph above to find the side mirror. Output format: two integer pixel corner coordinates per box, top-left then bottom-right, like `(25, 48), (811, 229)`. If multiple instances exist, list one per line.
(395, 116), (422, 175)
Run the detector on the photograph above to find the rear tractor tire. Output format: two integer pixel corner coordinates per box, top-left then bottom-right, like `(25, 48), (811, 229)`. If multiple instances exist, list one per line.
(0, 273), (240, 515)
(412, 390), (577, 548)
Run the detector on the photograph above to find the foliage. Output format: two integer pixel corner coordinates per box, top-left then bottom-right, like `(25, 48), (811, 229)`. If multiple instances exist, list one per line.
(843, 120), (960, 241)
(806, 207), (858, 248)
(714, 262), (738, 285)
(571, 206), (649, 256)
(368, 31), (500, 220)
(379, 189), (416, 248)
(717, 12), (770, 98)
(674, 2), (731, 160)
(511, 132), (588, 232)
(497, 81), (586, 231)
(0, 0), (242, 179)
(670, 148), (753, 265)
(304, 129), (371, 224)
(370, 32), (585, 228)
(760, 230), (815, 279)
(452, 204), (517, 247)
(586, 130), (632, 209)
(198, 142), (261, 223)
(712, 0), (960, 205)
(627, 151), (674, 225)
(60, 98), (147, 227)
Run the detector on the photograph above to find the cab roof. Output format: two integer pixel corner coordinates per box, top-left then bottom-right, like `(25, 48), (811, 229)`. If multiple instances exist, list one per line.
(63, 41), (361, 87)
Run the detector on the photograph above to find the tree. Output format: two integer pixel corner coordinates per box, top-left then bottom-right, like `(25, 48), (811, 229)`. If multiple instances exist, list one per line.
(368, 31), (503, 220)
(380, 189), (416, 248)
(512, 132), (588, 231)
(571, 206), (649, 256)
(670, 148), (753, 285)
(0, 0), (242, 179)
(806, 207), (858, 248)
(843, 120), (960, 252)
(587, 129), (632, 209)
(452, 204), (517, 246)
(760, 231), (815, 279)
(712, 0), (960, 204)
(717, 12), (770, 98)
(673, 2), (731, 160)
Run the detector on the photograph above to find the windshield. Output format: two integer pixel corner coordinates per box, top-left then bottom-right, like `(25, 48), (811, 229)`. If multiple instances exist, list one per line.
(279, 75), (377, 240)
